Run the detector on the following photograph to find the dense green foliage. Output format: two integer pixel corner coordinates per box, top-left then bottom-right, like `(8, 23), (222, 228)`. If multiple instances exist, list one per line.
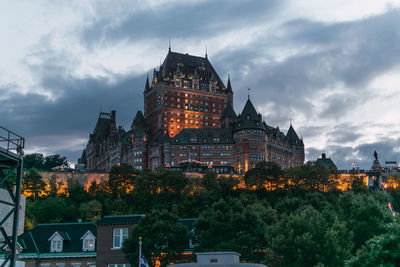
(23, 153), (68, 171)
(24, 163), (400, 266)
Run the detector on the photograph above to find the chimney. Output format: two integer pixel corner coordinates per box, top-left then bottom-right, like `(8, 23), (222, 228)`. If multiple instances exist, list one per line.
(111, 110), (116, 122)
(322, 153), (326, 160)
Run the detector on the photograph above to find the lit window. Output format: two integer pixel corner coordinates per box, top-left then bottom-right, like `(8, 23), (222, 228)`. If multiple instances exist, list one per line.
(113, 228), (128, 249)
(81, 231), (96, 252)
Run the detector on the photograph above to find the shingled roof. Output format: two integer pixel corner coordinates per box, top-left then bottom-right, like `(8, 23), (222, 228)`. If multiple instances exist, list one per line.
(158, 51), (226, 91)
(286, 125), (303, 145)
(235, 99), (265, 131)
(89, 111), (117, 143)
(18, 222), (96, 257)
(220, 102), (236, 120)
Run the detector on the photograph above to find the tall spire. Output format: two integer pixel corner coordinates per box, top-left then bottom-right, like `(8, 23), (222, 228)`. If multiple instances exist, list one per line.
(248, 88), (251, 99)
(205, 44), (208, 58)
(145, 75), (150, 91)
(227, 74), (233, 93)
(169, 36), (171, 52)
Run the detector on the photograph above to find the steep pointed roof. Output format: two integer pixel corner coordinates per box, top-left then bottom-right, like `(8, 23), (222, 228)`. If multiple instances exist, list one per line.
(235, 99), (265, 131)
(89, 111), (117, 142)
(287, 124), (303, 145)
(220, 102), (236, 120)
(227, 76), (233, 93)
(158, 50), (226, 90)
(131, 110), (146, 128)
(144, 76), (150, 92)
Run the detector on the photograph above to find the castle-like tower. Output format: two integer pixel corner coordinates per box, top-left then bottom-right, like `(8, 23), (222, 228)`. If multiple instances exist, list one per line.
(80, 50), (305, 172)
(144, 49), (233, 137)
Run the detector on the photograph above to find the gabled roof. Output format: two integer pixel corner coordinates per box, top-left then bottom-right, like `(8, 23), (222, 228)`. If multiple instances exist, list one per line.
(220, 103), (236, 120)
(172, 128), (234, 145)
(96, 214), (144, 226)
(18, 222), (96, 256)
(48, 231), (70, 241)
(131, 110), (146, 128)
(158, 51), (226, 91)
(235, 99), (265, 131)
(286, 125), (303, 145)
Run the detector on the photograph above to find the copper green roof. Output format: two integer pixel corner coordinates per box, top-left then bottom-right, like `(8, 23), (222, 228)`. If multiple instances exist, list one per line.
(18, 222), (96, 257)
(96, 214), (144, 225)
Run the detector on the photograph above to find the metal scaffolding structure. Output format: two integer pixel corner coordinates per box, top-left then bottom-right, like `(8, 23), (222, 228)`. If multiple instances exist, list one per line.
(0, 126), (24, 267)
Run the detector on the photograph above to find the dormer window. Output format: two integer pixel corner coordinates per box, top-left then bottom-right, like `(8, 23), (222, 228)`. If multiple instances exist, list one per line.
(81, 230), (96, 252)
(48, 232), (66, 253)
(246, 115), (250, 120)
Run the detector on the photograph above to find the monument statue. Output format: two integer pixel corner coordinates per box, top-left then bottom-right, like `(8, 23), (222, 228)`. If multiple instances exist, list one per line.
(374, 150), (378, 161)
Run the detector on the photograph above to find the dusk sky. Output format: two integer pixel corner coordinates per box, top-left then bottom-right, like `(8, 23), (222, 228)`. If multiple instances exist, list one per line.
(1, 0), (400, 169)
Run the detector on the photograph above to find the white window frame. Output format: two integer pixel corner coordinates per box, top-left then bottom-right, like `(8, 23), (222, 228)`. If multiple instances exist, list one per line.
(81, 231), (96, 252)
(49, 233), (63, 253)
(112, 228), (128, 249)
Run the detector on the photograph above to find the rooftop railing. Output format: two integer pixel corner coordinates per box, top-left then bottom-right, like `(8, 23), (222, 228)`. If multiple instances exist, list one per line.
(0, 126), (25, 156)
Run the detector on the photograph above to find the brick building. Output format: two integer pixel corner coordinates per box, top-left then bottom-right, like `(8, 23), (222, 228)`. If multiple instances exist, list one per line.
(79, 50), (305, 172)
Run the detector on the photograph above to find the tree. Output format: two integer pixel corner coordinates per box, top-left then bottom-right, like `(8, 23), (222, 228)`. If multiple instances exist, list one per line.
(79, 200), (102, 221)
(346, 220), (400, 267)
(108, 163), (137, 197)
(267, 205), (353, 267)
(43, 154), (68, 170)
(194, 199), (267, 262)
(287, 162), (334, 191)
(22, 168), (46, 198)
(23, 153), (45, 170)
(66, 178), (88, 203)
(26, 197), (76, 226)
(338, 192), (392, 250)
(244, 161), (283, 190)
(46, 174), (64, 197)
(123, 209), (189, 267)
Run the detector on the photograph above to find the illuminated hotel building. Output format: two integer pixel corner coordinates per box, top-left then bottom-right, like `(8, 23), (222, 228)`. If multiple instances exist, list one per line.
(80, 50), (305, 172)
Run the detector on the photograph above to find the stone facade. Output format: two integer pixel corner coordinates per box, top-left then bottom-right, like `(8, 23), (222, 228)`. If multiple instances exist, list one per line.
(80, 50), (305, 173)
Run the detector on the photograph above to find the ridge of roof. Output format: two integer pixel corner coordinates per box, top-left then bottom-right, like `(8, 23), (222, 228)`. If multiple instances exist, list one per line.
(37, 222), (95, 226)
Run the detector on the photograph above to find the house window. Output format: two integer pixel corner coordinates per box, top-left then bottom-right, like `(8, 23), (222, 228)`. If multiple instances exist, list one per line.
(113, 228), (128, 248)
(56, 264), (65, 267)
(50, 234), (63, 252)
(40, 264), (50, 267)
(83, 238), (95, 251)
(72, 264), (81, 267)
(108, 265), (131, 267)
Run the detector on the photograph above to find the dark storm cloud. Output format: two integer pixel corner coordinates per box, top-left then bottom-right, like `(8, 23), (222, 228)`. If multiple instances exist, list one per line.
(0, 63), (145, 157)
(213, 8), (400, 123)
(81, 0), (283, 47)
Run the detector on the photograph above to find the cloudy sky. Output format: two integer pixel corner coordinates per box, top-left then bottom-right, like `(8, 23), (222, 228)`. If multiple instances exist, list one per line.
(1, 0), (400, 169)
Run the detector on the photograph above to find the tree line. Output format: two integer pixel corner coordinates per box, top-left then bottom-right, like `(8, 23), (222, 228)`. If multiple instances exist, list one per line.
(20, 161), (400, 266)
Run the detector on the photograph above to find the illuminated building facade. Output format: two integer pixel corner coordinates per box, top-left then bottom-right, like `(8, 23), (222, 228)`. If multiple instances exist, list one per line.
(80, 50), (305, 172)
